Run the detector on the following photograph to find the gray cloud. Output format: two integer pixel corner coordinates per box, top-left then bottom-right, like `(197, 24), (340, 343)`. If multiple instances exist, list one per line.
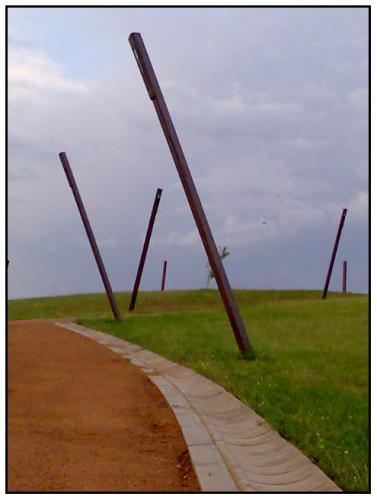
(7, 7), (369, 299)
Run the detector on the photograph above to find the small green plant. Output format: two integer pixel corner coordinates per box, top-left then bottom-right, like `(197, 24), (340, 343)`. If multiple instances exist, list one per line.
(206, 246), (230, 286)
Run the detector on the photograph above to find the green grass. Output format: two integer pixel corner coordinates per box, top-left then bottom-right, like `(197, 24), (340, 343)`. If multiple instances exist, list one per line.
(8, 289), (369, 492)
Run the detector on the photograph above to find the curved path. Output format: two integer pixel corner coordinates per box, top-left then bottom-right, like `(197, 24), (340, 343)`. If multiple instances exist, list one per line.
(57, 321), (341, 493)
(7, 320), (200, 492)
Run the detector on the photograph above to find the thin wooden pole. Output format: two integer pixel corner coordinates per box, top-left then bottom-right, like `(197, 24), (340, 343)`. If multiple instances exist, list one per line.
(59, 152), (121, 320)
(342, 260), (347, 293)
(129, 33), (252, 355)
(161, 260), (167, 291)
(129, 188), (163, 311)
(322, 208), (347, 299)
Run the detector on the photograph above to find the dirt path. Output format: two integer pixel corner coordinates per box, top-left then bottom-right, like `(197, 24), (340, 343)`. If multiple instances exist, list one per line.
(7, 320), (200, 492)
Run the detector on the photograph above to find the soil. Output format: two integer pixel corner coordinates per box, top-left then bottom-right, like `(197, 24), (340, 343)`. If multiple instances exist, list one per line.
(7, 319), (200, 492)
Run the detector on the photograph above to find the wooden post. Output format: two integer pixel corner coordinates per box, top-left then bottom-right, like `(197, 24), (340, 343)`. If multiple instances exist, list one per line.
(161, 260), (167, 291)
(129, 33), (252, 355)
(342, 260), (347, 293)
(59, 152), (121, 320)
(322, 208), (347, 299)
(129, 188), (163, 311)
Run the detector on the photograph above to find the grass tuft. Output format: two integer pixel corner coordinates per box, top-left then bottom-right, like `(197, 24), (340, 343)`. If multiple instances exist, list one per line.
(239, 347), (257, 361)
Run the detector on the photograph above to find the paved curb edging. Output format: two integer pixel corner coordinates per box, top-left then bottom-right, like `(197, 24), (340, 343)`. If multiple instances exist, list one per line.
(55, 321), (341, 493)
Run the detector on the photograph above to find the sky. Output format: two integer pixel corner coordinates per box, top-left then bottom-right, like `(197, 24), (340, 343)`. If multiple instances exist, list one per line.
(7, 6), (369, 299)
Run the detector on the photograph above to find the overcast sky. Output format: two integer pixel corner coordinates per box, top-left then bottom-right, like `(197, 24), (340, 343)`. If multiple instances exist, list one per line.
(7, 7), (369, 299)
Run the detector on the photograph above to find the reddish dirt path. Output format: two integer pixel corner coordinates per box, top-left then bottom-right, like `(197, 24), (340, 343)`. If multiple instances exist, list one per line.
(7, 320), (200, 492)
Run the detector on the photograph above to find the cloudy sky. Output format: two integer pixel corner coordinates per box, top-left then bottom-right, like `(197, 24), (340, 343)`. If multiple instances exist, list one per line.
(7, 7), (369, 299)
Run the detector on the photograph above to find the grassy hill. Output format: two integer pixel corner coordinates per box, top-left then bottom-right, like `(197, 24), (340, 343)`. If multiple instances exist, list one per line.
(8, 289), (369, 492)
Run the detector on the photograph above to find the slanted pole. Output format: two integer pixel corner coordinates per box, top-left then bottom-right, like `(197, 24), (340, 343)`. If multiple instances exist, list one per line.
(129, 32), (252, 356)
(59, 152), (121, 320)
(342, 260), (347, 293)
(161, 260), (167, 291)
(322, 208), (347, 299)
(129, 188), (163, 311)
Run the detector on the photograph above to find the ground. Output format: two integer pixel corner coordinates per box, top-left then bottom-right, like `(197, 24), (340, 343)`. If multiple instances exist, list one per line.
(8, 289), (369, 491)
(7, 319), (200, 492)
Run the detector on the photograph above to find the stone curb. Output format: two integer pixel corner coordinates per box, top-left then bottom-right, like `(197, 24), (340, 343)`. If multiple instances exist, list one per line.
(55, 321), (341, 493)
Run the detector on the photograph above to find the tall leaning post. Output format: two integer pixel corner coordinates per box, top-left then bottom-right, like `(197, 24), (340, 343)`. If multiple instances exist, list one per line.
(129, 188), (163, 311)
(59, 152), (121, 320)
(322, 208), (347, 299)
(128, 33), (252, 355)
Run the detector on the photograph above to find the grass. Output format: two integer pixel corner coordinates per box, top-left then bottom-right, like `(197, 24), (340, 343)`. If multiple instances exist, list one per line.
(8, 289), (369, 492)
